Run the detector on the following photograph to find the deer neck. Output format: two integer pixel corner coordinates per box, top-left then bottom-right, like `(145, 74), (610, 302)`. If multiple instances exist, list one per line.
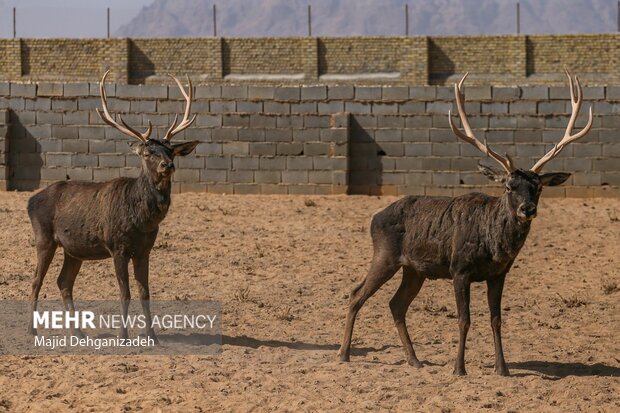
(489, 194), (532, 260)
(129, 171), (172, 229)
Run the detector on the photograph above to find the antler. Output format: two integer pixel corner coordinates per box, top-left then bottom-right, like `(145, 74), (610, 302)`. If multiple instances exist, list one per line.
(96, 70), (152, 143)
(448, 73), (515, 174)
(163, 75), (197, 141)
(530, 69), (593, 173)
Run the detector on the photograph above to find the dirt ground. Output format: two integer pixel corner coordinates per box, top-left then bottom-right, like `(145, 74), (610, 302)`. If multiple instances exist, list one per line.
(0, 191), (618, 412)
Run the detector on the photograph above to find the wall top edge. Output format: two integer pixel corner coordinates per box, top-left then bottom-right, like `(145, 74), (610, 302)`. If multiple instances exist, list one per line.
(1, 33), (616, 42)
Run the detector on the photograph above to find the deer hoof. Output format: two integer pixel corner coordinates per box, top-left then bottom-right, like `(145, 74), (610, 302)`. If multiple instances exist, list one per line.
(337, 348), (350, 362)
(453, 367), (467, 376)
(28, 327), (38, 336)
(408, 359), (423, 368)
(496, 367), (510, 377)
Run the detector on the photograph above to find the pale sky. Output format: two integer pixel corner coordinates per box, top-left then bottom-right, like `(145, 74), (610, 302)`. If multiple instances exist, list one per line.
(0, 0), (155, 38)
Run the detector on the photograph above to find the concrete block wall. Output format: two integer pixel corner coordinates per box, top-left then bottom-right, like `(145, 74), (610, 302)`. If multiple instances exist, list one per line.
(0, 110), (8, 190)
(1, 83), (351, 194)
(0, 82), (618, 197)
(346, 84), (619, 197)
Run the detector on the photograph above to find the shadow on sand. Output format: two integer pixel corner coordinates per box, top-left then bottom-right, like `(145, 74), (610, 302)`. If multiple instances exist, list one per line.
(222, 334), (396, 356)
(509, 360), (620, 379)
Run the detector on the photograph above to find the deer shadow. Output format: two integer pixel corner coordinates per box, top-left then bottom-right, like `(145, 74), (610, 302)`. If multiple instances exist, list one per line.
(141, 333), (395, 356)
(508, 360), (620, 379)
(222, 334), (396, 356)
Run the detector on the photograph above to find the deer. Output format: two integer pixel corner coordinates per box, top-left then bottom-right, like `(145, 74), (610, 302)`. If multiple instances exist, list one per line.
(27, 71), (199, 342)
(337, 70), (593, 376)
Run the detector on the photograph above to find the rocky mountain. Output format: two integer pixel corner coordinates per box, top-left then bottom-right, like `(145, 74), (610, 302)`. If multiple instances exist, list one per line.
(116, 0), (618, 37)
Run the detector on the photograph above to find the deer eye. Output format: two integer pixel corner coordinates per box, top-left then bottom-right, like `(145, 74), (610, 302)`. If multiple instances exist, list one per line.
(505, 184), (512, 192)
(143, 152), (151, 159)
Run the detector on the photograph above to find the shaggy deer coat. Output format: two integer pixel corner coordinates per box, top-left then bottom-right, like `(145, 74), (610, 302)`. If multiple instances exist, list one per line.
(338, 71), (593, 376)
(28, 72), (198, 341)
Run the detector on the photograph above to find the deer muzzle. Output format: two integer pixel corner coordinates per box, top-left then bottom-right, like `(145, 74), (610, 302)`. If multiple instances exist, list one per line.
(517, 203), (537, 221)
(158, 161), (175, 175)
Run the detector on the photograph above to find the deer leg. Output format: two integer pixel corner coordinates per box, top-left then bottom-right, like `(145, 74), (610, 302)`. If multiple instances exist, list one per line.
(132, 254), (158, 344)
(29, 241), (57, 335)
(338, 255), (401, 362)
(487, 275), (509, 376)
(453, 275), (471, 376)
(389, 267), (425, 367)
(57, 254), (84, 338)
(113, 254), (131, 340)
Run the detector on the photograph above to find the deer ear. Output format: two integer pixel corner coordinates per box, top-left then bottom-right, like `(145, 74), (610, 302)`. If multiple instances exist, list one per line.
(539, 172), (571, 186)
(172, 140), (199, 157)
(127, 142), (144, 155)
(478, 163), (506, 183)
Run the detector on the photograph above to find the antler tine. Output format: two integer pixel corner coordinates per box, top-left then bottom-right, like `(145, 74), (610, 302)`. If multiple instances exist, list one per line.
(448, 73), (515, 174)
(119, 115), (152, 142)
(96, 70), (152, 143)
(530, 70), (594, 173)
(163, 74), (197, 141)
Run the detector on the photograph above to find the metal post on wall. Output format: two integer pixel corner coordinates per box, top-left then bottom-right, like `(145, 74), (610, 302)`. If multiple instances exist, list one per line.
(308, 5), (312, 37)
(516, 2), (521, 34)
(13, 7), (16, 38)
(107, 8), (110, 38)
(617, 1), (620, 31)
(213, 4), (217, 37)
(405, 4), (409, 36)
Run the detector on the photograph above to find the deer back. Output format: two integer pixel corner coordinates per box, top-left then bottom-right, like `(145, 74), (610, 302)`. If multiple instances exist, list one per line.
(371, 192), (531, 281)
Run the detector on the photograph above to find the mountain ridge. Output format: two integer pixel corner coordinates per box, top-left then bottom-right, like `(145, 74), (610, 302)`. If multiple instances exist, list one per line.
(116, 0), (618, 38)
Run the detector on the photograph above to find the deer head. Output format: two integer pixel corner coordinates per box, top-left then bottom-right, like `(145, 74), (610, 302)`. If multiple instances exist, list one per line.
(449, 70), (593, 222)
(97, 71), (199, 184)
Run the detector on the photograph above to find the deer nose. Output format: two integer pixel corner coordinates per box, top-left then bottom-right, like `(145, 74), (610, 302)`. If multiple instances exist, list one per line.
(518, 203), (537, 219)
(160, 161), (175, 171)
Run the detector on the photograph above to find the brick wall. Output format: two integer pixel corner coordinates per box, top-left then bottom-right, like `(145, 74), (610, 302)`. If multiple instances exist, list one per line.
(429, 36), (526, 83)
(223, 38), (312, 77)
(0, 82), (618, 197)
(21, 39), (114, 80)
(129, 38), (221, 84)
(526, 35), (617, 80)
(0, 40), (21, 79)
(1, 35), (620, 85)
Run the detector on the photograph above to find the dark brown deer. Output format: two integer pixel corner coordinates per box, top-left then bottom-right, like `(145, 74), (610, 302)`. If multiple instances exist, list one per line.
(338, 70), (593, 376)
(28, 71), (199, 342)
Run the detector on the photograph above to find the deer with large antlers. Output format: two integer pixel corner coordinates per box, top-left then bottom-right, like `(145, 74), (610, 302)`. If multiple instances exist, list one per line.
(27, 71), (199, 341)
(338, 70), (593, 376)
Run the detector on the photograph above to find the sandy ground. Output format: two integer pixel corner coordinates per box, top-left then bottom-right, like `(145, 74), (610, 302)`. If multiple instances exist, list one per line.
(0, 191), (618, 412)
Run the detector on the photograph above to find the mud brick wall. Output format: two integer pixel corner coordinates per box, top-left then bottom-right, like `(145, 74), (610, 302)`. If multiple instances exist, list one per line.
(222, 38), (315, 78)
(318, 37), (428, 83)
(19, 39), (127, 83)
(0, 82), (618, 197)
(526, 35), (617, 79)
(129, 38), (222, 84)
(429, 36), (526, 83)
(1, 35), (620, 85)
